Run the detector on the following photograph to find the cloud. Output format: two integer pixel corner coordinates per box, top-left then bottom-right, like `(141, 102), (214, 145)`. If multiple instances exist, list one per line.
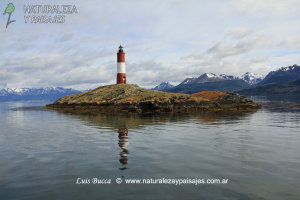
(220, 0), (300, 16)
(0, 0), (300, 89)
(0, 48), (115, 88)
(0, 82), (7, 88)
(206, 41), (250, 58)
(278, 38), (300, 49)
(250, 57), (269, 63)
(179, 31), (300, 77)
(185, 34), (270, 62)
(229, 27), (252, 39)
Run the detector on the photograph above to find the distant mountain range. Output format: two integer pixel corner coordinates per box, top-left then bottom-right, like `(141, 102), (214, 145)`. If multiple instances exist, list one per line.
(0, 87), (81, 101)
(151, 82), (174, 91)
(257, 64), (300, 85)
(160, 72), (254, 94)
(179, 73), (239, 85)
(154, 64), (300, 96)
(238, 64), (300, 96)
(166, 79), (249, 94)
(241, 72), (264, 85)
(237, 79), (300, 96)
(2, 65), (299, 101)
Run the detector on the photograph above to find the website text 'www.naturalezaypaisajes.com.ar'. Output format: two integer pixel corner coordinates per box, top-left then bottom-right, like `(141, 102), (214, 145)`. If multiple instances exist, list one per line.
(76, 177), (229, 186)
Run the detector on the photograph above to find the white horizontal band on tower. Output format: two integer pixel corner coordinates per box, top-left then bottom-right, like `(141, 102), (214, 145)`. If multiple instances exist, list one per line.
(117, 62), (126, 73)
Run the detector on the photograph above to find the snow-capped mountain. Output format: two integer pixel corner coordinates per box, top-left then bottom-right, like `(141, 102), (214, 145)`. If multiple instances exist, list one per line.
(152, 82), (174, 91)
(165, 73), (249, 94)
(179, 73), (238, 86)
(240, 72), (264, 85)
(258, 64), (300, 85)
(0, 87), (81, 101)
(278, 65), (299, 72)
(180, 77), (198, 85)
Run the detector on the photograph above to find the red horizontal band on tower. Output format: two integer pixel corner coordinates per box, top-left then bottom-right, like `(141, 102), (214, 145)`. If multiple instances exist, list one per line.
(117, 52), (125, 62)
(117, 73), (126, 84)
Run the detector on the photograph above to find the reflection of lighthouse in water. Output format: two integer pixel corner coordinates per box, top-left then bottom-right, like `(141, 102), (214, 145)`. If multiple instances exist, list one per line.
(118, 127), (129, 170)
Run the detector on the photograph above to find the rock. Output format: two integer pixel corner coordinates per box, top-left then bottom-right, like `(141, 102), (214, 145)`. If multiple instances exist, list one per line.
(45, 84), (261, 113)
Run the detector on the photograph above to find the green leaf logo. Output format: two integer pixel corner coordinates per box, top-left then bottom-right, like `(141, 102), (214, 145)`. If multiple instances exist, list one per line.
(4, 3), (15, 14)
(3, 3), (16, 28)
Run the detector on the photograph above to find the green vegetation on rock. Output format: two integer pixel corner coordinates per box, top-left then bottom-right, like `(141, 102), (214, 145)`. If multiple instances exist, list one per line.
(54, 84), (190, 105)
(47, 84), (261, 113)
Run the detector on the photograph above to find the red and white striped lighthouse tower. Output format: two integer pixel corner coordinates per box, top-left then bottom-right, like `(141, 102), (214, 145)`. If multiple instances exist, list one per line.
(117, 45), (126, 84)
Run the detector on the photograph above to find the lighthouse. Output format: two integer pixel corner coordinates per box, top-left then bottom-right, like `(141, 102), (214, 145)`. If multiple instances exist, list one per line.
(117, 45), (126, 84)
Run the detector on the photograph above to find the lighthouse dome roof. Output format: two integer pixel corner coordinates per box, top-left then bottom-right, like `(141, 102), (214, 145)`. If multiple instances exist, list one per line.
(118, 45), (124, 52)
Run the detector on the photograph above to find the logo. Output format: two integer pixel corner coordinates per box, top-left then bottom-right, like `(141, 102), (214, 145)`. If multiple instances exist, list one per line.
(3, 3), (16, 28)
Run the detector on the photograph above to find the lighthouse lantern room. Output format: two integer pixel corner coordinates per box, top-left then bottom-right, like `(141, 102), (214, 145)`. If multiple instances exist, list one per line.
(117, 45), (126, 84)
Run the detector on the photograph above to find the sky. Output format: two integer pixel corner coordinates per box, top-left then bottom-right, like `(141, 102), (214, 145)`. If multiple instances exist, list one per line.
(0, 0), (300, 90)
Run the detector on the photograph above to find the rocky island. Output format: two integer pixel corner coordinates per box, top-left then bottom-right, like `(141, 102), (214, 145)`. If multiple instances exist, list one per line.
(45, 84), (261, 114)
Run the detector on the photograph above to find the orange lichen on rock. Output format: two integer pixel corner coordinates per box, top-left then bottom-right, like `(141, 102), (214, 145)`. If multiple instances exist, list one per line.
(191, 91), (227, 101)
(188, 96), (198, 102)
(46, 84), (261, 113)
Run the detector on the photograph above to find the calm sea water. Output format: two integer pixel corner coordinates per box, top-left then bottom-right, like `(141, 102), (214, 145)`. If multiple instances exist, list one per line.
(0, 99), (300, 200)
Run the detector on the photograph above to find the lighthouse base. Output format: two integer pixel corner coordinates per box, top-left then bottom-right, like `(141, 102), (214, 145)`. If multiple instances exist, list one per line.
(117, 73), (126, 84)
